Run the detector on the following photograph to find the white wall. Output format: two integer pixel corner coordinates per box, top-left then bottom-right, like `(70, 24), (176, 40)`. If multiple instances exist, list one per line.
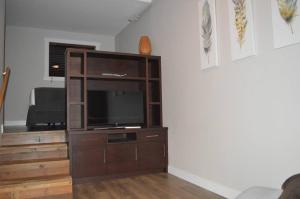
(116, 0), (300, 197)
(5, 26), (115, 124)
(0, 0), (5, 131)
(0, 0), (4, 69)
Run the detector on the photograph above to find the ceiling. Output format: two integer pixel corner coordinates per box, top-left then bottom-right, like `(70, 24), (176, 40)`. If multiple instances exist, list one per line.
(6, 0), (152, 36)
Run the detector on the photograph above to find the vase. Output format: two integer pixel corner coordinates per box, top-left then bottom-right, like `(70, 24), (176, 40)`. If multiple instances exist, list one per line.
(139, 36), (152, 55)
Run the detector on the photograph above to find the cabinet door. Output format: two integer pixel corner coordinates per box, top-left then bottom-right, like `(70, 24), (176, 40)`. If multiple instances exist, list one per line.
(72, 146), (106, 178)
(106, 143), (138, 174)
(139, 141), (166, 170)
(70, 133), (106, 178)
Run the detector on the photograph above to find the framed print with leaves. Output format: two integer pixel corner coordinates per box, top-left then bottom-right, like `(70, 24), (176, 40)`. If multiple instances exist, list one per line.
(228, 0), (256, 60)
(272, 0), (300, 48)
(199, 0), (219, 69)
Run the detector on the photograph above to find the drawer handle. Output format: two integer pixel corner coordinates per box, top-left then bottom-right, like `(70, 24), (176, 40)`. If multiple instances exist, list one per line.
(135, 146), (138, 161)
(104, 149), (106, 164)
(146, 135), (159, 138)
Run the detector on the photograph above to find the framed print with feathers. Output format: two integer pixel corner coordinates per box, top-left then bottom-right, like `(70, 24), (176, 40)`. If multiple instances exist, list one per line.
(199, 0), (219, 69)
(228, 0), (256, 60)
(272, 0), (300, 48)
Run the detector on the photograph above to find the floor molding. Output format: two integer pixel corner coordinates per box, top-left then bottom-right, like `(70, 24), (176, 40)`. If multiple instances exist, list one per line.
(168, 166), (240, 199)
(5, 120), (26, 126)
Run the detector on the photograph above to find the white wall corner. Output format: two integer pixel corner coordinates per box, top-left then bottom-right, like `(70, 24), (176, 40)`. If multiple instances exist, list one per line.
(168, 166), (241, 199)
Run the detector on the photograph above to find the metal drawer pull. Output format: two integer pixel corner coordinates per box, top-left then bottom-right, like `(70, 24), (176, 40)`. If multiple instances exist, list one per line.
(135, 146), (138, 161)
(146, 135), (159, 138)
(104, 149), (106, 163)
(163, 144), (166, 157)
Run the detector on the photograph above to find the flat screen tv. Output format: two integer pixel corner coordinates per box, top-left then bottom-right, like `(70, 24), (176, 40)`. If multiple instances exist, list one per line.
(88, 90), (144, 127)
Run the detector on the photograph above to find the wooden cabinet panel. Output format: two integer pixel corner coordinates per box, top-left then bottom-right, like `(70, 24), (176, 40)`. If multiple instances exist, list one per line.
(107, 161), (138, 174)
(71, 133), (105, 146)
(106, 143), (137, 162)
(72, 146), (105, 178)
(69, 128), (168, 181)
(139, 142), (166, 170)
(106, 143), (137, 174)
(70, 133), (106, 178)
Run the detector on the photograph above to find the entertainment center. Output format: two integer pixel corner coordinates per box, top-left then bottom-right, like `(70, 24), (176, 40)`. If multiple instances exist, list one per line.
(65, 49), (168, 182)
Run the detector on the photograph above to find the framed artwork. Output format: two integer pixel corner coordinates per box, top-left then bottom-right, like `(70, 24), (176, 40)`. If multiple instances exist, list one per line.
(272, 0), (300, 48)
(199, 0), (219, 69)
(228, 0), (256, 60)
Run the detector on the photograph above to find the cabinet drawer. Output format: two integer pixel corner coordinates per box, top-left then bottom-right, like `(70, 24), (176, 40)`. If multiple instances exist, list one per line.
(140, 131), (165, 141)
(71, 134), (105, 146)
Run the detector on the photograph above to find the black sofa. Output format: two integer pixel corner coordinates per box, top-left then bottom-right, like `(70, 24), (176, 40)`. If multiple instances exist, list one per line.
(26, 87), (65, 129)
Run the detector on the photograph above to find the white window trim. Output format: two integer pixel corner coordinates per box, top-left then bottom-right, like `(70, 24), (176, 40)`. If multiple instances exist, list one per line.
(44, 38), (101, 81)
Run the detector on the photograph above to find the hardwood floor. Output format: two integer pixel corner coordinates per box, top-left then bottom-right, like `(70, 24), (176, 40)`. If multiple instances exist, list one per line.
(74, 173), (224, 199)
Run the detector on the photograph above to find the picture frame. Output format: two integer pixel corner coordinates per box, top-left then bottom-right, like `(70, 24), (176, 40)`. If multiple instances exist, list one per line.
(199, 0), (219, 69)
(228, 0), (256, 60)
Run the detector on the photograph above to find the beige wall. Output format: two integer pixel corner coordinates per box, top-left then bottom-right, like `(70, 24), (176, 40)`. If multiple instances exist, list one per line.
(0, 0), (5, 132)
(5, 26), (115, 124)
(116, 0), (300, 197)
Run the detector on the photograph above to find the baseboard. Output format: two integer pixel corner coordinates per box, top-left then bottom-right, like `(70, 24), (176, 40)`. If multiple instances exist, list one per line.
(168, 166), (240, 199)
(4, 120), (26, 126)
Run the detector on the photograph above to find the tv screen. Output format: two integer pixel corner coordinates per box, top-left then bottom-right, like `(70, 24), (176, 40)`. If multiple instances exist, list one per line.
(88, 90), (144, 127)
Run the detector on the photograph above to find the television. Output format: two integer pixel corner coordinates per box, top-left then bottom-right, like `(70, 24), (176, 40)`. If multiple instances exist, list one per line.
(88, 90), (144, 128)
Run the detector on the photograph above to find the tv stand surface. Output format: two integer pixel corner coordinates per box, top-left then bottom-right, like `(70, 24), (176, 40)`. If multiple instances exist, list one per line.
(93, 126), (126, 130)
(92, 125), (142, 130)
(69, 127), (168, 183)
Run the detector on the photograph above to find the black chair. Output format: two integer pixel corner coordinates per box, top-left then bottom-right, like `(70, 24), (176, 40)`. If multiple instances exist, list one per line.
(26, 87), (65, 129)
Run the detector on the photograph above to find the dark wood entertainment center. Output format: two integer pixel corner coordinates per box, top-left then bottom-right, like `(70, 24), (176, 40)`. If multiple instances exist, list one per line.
(65, 49), (168, 182)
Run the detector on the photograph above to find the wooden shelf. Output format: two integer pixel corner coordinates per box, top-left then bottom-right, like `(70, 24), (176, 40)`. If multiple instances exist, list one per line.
(69, 102), (84, 105)
(149, 78), (160, 81)
(66, 49), (163, 130)
(149, 102), (161, 105)
(148, 58), (160, 79)
(87, 75), (146, 81)
(69, 128), (85, 131)
(69, 74), (84, 78)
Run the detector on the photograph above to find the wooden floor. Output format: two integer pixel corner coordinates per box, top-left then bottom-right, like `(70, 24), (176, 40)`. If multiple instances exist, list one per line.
(74, 173), (224, 199)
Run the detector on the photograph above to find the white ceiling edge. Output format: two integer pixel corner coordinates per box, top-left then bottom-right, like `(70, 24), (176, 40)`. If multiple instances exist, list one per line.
(116, 0), (152, 36)
(127, 0), (152, 22)
(6, 0), (153, 36)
